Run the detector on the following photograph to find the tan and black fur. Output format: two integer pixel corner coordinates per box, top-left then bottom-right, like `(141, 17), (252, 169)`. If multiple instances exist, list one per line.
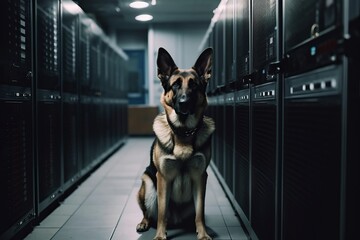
(136, 47), (215, 240)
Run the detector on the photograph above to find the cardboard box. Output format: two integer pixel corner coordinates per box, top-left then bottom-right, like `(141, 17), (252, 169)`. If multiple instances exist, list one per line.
(128, 105), (159, 135)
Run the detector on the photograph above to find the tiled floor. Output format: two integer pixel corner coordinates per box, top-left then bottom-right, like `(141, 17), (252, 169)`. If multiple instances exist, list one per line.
(24, 137), (248, 240)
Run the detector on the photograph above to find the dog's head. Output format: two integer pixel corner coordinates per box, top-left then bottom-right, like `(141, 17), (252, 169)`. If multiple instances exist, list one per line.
(157, 47), (212, 126)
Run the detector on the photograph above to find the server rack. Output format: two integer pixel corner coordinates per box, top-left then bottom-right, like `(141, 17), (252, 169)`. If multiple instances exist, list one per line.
(35, 0), (63, 212)
(78, 15), (91, 173)
(214, 8), (225, 88)
(225, 0), (235, 84)
(233, 0), (251, 222)
(0, 1), (35, 239)
(1, 1), (129, 239)
(344, 7), (360, 237)
(224, 92), (235, 191)
(281, 1), (360, 240)
(251, 82), (277, 240)
(251, 0), (280, 239)
(282, 65), (342, 240)
(234, 0), (250, 78)
(202, 0), (359, 240)
(62, 2), (80, 188)
(283, 0), (343, 76)
(233, 87), (250, 219)
(284, 0), (342, 54)
(252, 0), (278, 84)
(215, 94), (225, 175)
(344, 50), (360, 240)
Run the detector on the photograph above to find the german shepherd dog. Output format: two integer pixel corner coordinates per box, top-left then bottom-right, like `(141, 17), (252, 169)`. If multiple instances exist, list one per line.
(136, 47), (215, 240)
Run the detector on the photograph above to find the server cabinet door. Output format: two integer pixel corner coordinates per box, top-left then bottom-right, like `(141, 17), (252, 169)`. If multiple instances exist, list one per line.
(62, 2), (78, 94)
(225, 0), (235, 83)
(0, 0), (34, 239)
(63, 94), (79, 184)
(252, 0), (278, 83)
(36, 0), (61, 91)
(234, 89), (250, 219)
(36, 0), (62, 211)
(215, 95), (225, 174)
(214, 12), (225, 87)
(284, 0), (342, 52)
(206, 97), (217, 164)
(344, 53), (360, 240)
(0, 0), (32, 87)
(37, 95), (62, 209)
(62, 1), (80, 185)
(235, 0), (250, 78)
(0, 101), (34, 239)
(283, 65), (342, 240)
(251, 82), (277, 240)
(224, 92), (235, 191)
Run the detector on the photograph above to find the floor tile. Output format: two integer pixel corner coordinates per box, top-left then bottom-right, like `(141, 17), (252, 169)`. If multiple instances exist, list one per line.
(39, 215), (70, 228)
(51, 204), (79, 216)
(227, 226), (249, 240)
(74, 204), (124, 217)
(23, 137), (247, 240)
(23, 228), (59, 240)
(51, 227), (114, 240)
(62, 214), (120, 229)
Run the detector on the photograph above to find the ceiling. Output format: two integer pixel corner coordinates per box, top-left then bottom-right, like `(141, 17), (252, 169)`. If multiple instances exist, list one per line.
(76, 0), (220, 32)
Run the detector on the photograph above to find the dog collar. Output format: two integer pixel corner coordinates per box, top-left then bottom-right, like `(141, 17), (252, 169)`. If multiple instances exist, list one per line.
(167, 117), (203, 138)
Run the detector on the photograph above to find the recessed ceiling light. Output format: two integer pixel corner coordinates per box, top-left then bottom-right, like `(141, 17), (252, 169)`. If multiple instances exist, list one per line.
(129, 1), (149, 9)
(135, 14), (153, 22)
(63, 1), (82, 14)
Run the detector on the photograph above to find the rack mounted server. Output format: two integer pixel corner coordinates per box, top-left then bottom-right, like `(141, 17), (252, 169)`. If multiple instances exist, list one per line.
(0, 1), (128, 239)
(203, 0), (359, 240)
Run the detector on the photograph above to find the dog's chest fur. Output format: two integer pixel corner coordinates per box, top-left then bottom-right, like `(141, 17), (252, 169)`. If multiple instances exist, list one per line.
(153, 113), (215, 157)
(153, 113), (215, 203)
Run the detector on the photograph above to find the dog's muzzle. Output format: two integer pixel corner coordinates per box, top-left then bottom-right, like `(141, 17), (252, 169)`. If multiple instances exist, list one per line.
(175, 93), (192, 116)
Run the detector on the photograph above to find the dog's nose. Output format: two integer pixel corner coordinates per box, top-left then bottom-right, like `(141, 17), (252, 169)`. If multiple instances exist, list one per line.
(179, 93), (188, 103)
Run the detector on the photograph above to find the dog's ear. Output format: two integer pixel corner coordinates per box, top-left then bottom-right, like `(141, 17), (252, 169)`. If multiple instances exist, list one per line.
(157, 48), (178, 88)
(193, 48), (213, 82)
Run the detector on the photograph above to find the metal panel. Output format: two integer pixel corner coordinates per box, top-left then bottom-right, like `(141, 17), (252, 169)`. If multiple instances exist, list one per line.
(283, 65), (342, 240)
(251, 82), (277, 240)
(0, 100), (34, 239)
(225, 0), (235, 83)
(36, 0), (62, 211)
(0, 0), (32, 87)
(62, 3), (80, 185)
(235, 0), (250, 78)
(224, 92), (235, 190)
(252, 0), (277, 80)
(284, 0), (342, 52)
(37, 91), (62, 207)
(234, 88), (250, 218)
(0, 0), (34, 239)
(36, 0), (60, 90)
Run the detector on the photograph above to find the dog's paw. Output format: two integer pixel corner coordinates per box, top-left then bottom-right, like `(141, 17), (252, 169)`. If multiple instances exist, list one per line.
(153, 236), (167, 240)
(197, 233), (212, 240)
(153, 231), (167, 240)
(136, 219), (150, 232)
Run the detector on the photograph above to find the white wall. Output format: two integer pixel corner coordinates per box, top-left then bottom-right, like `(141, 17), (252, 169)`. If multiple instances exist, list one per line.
(114, 23), (209, 106)
(148, 23), (209, 106)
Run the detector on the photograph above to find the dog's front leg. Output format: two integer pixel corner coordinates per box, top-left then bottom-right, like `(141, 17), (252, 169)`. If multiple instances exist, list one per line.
(154, 172), (169, 240)
(193, 173), (212, 240)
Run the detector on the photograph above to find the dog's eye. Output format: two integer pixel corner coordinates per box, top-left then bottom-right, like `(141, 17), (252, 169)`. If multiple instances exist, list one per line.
(171, 79), (181, 90)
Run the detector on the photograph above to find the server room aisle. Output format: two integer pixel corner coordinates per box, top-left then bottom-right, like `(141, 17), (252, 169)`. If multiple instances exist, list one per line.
(24, 137), (248, 240)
